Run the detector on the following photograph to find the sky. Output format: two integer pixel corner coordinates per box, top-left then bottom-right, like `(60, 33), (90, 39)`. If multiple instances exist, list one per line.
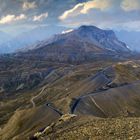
(0, 0), (140, 35)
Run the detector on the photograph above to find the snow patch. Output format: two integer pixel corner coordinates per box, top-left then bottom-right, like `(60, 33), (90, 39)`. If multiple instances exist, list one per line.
(62, 29), (73, 34)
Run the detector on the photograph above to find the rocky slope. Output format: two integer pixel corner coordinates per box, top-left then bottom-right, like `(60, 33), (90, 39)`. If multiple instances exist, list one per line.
(1, 57), (140, 139)
(18, 25), (130, 63)
(33, 116), (140, 140)
(0, 25), (139, 140)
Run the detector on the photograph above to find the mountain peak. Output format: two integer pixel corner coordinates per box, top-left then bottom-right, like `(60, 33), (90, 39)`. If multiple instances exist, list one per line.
(77, 25), (116, 38)
(78, 25), (99, 31)
(18, 25), (131, 63)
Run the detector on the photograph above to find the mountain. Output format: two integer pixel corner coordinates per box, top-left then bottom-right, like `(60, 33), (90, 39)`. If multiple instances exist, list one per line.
(115, 30), (140, 52)
(0, 31), (11, 45)
(20, 25), (130, 62)
(0, 25), (68, 54)
(1, 55), (140, 139)
(1, 25), (140, 140)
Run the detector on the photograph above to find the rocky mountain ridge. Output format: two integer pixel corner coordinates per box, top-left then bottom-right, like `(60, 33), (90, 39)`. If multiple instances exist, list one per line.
(18, 25), (130, 63)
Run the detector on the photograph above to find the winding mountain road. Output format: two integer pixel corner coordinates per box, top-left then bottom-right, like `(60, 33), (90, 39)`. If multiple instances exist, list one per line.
(30, 86), (46, 108)
(30, 66), (114, 116)
(46, 103), (63, 116)
(71, 66), (114, 114)
(30, 85), (63, 116)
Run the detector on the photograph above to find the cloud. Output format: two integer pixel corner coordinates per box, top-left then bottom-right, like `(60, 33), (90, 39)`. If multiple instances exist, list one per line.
(0, 0), (140, 33)
(59, 0), (140, 31)
(0, 14), (27, 24)
(33, 12), (48, 21)
(121, 0), (140, 11)
(59, 3), (84, 20)
(23, 1), (37, 10)
(59, 0), (113, 20)
(80, 0), (112, 14)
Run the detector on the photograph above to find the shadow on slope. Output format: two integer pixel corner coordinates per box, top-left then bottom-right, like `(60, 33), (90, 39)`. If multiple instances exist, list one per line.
(73, 82), (140, 117)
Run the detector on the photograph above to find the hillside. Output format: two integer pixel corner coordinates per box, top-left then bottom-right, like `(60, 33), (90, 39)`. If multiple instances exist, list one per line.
(0, 54), (140, 139)
(18, 25), (130, 63)
(1, 0), (140, 139)
(35, 116), (140, 140)
(0, 26), (139, 140)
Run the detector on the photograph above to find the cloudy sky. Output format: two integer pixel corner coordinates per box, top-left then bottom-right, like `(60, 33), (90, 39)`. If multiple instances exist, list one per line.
(0, 0), (140, 35)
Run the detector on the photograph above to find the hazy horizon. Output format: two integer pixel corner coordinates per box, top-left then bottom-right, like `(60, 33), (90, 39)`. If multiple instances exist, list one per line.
(0, 0), (140, 52)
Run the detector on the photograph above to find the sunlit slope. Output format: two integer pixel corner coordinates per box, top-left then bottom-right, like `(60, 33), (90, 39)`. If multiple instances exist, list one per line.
(0, 105), (61, 140)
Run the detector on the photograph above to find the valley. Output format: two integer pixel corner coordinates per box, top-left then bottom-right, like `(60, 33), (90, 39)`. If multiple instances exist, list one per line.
(0, 55), (140, 140)
(1, 0), (140, 139)
(0, 25), (140, 140)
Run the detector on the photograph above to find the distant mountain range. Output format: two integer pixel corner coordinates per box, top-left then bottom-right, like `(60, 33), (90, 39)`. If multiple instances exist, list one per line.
(0, 25), (68, 54)
(0, 25), (140, 54)
(115, 30), (140, 52)
(18, 25), (130, 62)
(0, 31), (12, 45)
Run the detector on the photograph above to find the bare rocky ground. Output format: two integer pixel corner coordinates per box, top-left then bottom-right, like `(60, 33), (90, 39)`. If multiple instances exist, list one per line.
(1, 26), (140, 140)
(1, 56), (140, 140)
(35, 115), (140, 140)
